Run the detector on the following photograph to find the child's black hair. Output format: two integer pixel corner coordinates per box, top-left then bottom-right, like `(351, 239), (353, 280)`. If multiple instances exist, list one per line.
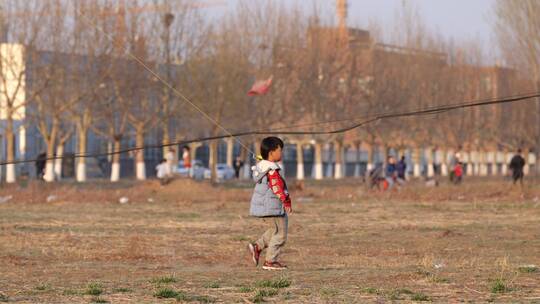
(260, 137), (284, 160)
(161, 159), (166, 163)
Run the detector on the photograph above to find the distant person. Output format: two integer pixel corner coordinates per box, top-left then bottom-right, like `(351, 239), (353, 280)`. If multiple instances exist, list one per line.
(156, 159), (171, 186)
(450, 161), (463, 185)
(182, 146), (192, 177)
(397, 156), (407, 182)
(233, 156), (244, 179)
(385, 156), (401, 190)
(248, 137), (292, 271)
(368, 163), (385, 190)
(509, 149), (526, 186)
(165, 148), (176, 177)
(35, 152), (47, 180)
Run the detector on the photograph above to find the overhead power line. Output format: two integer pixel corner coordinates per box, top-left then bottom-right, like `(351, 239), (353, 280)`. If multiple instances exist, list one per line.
(1, 90), (538, 166)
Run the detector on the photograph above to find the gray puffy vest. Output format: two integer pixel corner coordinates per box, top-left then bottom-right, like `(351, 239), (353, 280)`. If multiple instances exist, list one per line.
(249, 161), (285, 217)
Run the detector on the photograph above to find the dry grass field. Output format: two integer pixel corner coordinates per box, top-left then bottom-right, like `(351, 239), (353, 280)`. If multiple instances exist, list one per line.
(0, 178), (539, 303)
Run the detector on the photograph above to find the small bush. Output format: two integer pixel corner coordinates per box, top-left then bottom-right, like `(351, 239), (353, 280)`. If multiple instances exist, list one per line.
(518, 265), (538, 273)
(90, 297), (109, 304)
(238, 286), (254, 293)
(362, 287), (380, 294)
(411, 293), (430, 301)
(256, 278), (291, 289)
(112, 287), (131, 293)
(203, 282), (220, 289)
(151, 275), (177, 284)
(320, 288), (339, 297)
(35, 283), (52, 291)
(63, 289), (81, 296)
(490, 278), (510, 294)
(190, 295), (215, 303)
(86, 283), (103, 296)
(154, 288), (178, 298)
(252, 289), (278, 303)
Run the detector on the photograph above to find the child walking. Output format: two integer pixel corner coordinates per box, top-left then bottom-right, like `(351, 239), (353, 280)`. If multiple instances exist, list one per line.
(248, 137), (292, 271)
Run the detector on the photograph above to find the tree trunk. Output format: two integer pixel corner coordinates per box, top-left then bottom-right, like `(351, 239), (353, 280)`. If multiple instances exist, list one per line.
(226, 137), (234, 167)
(110, 137), (121, 182)
(162, 124), (170, 159)
(209, 140), (218, 183)
(5, 117), (16, 183)
(54, 144), (64, 180)
(135, 127), (146, 181)
(44, 121), (59, 183)
(44, 140), (55, 182)
(354, 142), (361, 178)
(366, 144), (374, 173)
(76, 129), (87, 182)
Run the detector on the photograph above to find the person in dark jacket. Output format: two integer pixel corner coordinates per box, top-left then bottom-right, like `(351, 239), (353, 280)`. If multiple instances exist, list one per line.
(509, 149), (526, 186)
(35, 152), (47, 180)
(233, 156), (244, 179)
(396, 156), (407, 181)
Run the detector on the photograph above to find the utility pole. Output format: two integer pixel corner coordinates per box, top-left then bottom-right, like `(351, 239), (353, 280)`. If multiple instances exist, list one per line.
(162, 12), (174, 158)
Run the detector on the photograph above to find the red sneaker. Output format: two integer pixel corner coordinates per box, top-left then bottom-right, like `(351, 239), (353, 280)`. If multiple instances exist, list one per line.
(248, 243), (261, 266)
(262, 261), (287, 271)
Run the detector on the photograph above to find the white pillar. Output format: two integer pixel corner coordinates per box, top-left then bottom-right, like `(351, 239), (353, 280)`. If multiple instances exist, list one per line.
(354, 144), (361, 177)
(426, 148), (434, 178)
(524, 152), (532, 176)
(366, 145), (374, 173)
(479, 152), (488, 176)
(496, 151), (505, 176)
(464, 152), (473, 176)
(527, 153), (536, 176)
(503, 152), (512, 176)
(441, 150), (449, 176)
(413, 148), (421, 178)
(110, 162), (120, 182)
(76, 160), (87, 182)
(314, 142), (323, 180)
(469, 151), (477, 176)
(6, 164), (16, 183)
(296, 143), (304, 180)
(489, 151), (497, 176)
(18, 126), (26, 163)
(334, 142), (343, 179)
(136, 161), (146, 180)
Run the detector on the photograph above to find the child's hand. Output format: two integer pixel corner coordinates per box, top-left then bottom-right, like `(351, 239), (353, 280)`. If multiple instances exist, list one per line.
(284, 197), (292, 214)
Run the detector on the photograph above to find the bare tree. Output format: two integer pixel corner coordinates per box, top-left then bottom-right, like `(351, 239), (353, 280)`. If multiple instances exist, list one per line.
(494, 0), (540, 169)
(0, 0), (50, 182)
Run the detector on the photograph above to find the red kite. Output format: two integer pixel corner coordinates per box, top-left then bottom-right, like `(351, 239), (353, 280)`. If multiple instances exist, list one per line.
(248, 76), (273, 96)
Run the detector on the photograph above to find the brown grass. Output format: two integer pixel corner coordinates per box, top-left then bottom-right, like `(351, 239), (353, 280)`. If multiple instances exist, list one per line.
(0, 177), (539, 303)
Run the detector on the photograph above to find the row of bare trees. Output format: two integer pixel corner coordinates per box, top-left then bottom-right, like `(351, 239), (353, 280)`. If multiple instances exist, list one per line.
(0, 0), (538, 183)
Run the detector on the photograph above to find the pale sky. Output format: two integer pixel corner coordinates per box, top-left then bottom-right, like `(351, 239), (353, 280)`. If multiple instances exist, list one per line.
(207, 0), (496, 45)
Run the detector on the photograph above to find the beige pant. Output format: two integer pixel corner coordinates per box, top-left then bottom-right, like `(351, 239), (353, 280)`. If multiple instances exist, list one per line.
(256, 214), (288, 263)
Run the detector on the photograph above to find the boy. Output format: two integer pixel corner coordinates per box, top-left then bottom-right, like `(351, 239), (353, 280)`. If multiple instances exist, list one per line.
(248, 137), (292, 271)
